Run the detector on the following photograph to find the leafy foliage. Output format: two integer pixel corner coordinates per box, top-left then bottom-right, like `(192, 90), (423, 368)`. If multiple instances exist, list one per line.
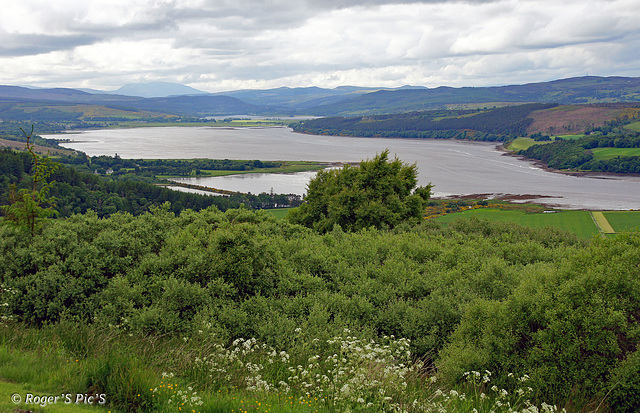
(438, 231), (640, 409)
(0, 127), (59, 235)
(288, 150), (432, 232)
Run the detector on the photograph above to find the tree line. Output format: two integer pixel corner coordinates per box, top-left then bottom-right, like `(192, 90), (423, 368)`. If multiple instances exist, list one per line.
(62, 154), (282, 177)
(0, 149), (301, 218)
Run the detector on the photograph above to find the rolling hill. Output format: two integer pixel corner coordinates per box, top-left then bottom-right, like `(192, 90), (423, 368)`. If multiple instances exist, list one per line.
(1, 76), (639, 119)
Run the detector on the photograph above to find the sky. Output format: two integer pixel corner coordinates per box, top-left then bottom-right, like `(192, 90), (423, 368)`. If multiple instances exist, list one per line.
(1, 0), (639, 93)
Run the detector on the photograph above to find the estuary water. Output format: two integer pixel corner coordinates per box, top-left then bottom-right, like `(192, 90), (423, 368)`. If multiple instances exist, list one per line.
(49, 126), (640, 210)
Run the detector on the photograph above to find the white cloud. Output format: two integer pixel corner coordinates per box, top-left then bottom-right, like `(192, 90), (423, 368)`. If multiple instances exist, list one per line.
(0, 0), (638, 91)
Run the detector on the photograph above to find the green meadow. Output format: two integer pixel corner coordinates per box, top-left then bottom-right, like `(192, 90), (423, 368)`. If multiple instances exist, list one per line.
(603, 210), (640, 232)
(624, 120), (640, 131)
(506, 137), (541, 151)
(436, 207), (640, 238)
(264, 208), (291, 219)
(435, 208), (600, 238)
(591, 147), (640, 160)
(507, 135), (586, 152)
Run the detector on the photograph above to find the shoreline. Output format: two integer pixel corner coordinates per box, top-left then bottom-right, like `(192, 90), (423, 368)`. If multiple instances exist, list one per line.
(495, 143), (640, 179)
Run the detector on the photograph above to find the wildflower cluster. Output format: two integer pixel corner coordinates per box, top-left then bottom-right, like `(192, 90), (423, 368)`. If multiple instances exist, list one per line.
(286, 332), (419, 411)
(0, 284), (17, 324)
(152, 372), (204, 413)
(422, 371), (566, 413)
(192, 337), (288, 392)
(186, 331), (566, 412)
(192, 329), (423, 412)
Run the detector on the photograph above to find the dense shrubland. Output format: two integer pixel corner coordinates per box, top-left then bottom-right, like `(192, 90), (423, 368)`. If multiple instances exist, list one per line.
(2, 146), (640, 412)
(2, 204), (640, 411)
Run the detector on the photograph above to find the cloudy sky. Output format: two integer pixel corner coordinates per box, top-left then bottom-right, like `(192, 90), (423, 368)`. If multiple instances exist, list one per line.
(1, 0), (638, 92)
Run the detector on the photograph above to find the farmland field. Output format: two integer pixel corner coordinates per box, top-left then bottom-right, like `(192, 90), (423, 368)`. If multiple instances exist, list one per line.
(591, 147), (640, 160)
(603, 210), (640, 232)
(554, 134), (587, 140)
(435, 208), (600, 238)
(264, 208), (291, 219)
(507, 135), (583, 152)
(507, 137), (541, 151)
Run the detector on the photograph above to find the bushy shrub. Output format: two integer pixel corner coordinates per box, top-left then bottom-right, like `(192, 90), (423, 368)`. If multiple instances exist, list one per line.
(439, 232), (640, 409)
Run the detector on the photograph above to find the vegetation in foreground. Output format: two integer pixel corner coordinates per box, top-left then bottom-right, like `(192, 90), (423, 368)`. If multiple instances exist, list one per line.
(2, 148), (640, 412)
(2, 206), (640, 412)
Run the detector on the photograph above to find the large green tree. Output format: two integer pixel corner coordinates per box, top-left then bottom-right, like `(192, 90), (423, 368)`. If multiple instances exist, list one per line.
(288, 150), (432, 232)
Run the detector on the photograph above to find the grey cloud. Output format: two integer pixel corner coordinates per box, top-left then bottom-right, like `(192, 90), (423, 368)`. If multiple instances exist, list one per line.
(0, 33), (99, 57)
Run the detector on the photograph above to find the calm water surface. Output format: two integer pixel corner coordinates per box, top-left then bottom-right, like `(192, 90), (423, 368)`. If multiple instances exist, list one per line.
(50, 126), (640, 210)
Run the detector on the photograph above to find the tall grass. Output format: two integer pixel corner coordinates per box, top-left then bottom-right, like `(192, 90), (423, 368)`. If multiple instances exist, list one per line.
(0, 322), (568, 412)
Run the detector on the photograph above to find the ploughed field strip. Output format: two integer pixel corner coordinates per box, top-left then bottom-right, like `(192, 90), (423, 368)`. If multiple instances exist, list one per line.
(590, 211), (616, 234)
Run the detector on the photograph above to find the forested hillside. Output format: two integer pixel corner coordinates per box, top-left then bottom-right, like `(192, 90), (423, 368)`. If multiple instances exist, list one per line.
(0, 150), (300, 217)
(294, 104), (558, 142)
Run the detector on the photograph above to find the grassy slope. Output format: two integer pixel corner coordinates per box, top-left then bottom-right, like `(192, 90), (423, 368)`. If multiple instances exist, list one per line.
(0, 138), (76, 156)
(0, 344), (112, 413)
(507, 137), (542, 151)
(591, 147), (640, 160)
(624, 121), (640, 131)
(263, 208), (291, 219)
(435, 208), (600, 239)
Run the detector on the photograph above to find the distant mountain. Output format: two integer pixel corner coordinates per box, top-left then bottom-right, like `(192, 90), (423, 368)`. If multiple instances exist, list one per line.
(0, 85), (142, 105)
(216, 85), (427, 110)
(307, 76), (640, 116)
(1, 76), (639, 119)
(0, 85), (264, 118)
(134, 95), (262, 117)
(112, 82), (210, 98)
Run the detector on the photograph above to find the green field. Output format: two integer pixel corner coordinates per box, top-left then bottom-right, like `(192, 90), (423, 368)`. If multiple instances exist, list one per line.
(435, 208), (600, 238)
(624, 121), (640, 131)
(507, 137), (542, 151)
(603, 211), (640, 232)
(591, 147), (640, 160)
(264, 208), (291, 219)
(508, 135), (584, 152)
